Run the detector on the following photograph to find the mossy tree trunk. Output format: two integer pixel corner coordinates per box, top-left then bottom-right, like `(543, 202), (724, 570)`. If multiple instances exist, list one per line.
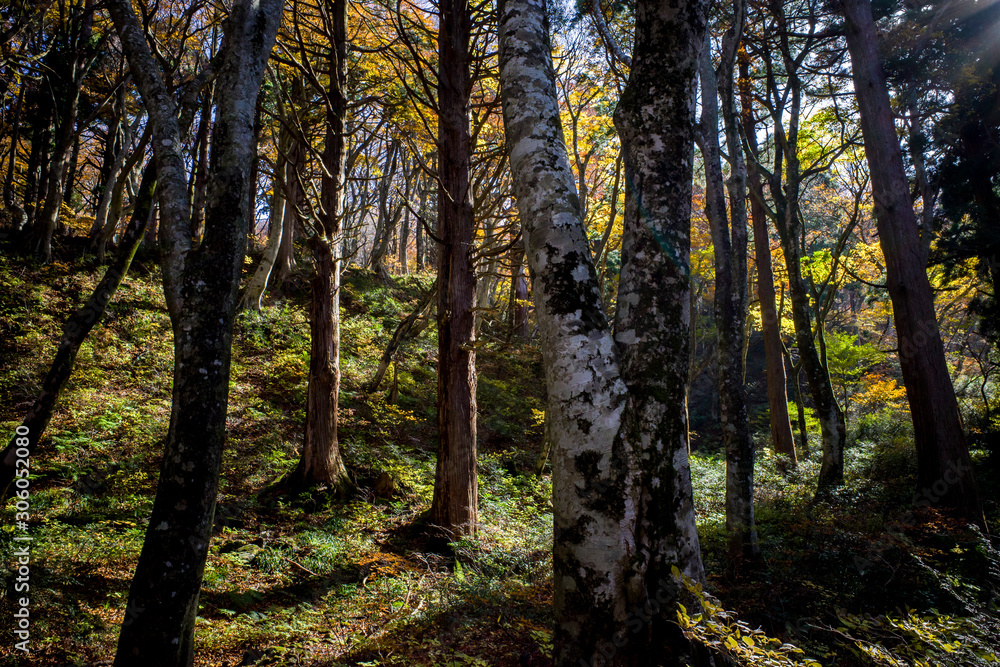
(499, 0), (707, 663)
(698, 4), (758, 562)
(107, 0), (282, 664)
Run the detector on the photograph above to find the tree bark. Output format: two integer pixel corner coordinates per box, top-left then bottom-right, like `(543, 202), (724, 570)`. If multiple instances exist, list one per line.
(430, 0), (478, 538)
(611, 0), (708, 660)
(108, 0), (282, 663)
(499, 0), (706, 663)
(698, 13), (758, 562)
(287, 0), (351, 494)
(839, 0), (985, 527)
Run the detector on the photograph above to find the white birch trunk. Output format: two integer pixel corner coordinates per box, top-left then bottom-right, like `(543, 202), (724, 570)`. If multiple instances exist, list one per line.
(500, 0), (706, 663)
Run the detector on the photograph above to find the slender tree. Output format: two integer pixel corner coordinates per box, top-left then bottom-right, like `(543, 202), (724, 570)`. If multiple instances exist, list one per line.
(430, 0), (479, 537)
(697, 1), (758, 560)
(738, 48), (797, 464)
(838, 0), (985, 526)
(285, 0), (353, 493)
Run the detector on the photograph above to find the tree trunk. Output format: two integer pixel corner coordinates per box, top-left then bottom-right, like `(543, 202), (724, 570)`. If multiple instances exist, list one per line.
(287, 0), (351, 494)
(108, 0), (282, 663)
(24, 105), (51, 230)
(611, 0), (708, 659)
(62, 132), (82, 214)
(508, 244), (530, 339)
(739, 53), (796, 464)
(0, 165), (155, 497)
(95, 128), (151, 261)
(399, 200), (410, 274)
(415, 174), (427, 270)
(430, 0), (478, 538)
(35, 90), (81, 258)
(369, 139), (401, 277)
(699, 15), (758, 562)
(189, 84), (213, 243)
(239, 127), (292, 312)
(499, 0), (707, 663)
(274, 138), (302, 284)
(35, 0), (95, 260)
(839, 0), (984, 527)
(766, 0), (845, 490)
(3, 80), (24, 210)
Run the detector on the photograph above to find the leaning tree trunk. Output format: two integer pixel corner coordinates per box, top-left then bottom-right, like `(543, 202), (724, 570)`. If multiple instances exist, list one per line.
(0, 165), (155, 498)
(108, 0), (282, 664)
(839, 0), (985, 527)
(500, 0), (707, 664)
(430, 0), (478, 538)
(240, 126), (292, 312)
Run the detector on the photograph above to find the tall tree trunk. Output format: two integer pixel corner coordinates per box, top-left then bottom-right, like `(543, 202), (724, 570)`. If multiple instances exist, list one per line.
(108, 0), (282, 663)
(739, 53), (796, 464)
(24, 106), (52, 230)
(399, 201), (410, 274)
(0, 165), (155, 497)
(35, 91), (81, 258)
(62, 132), (82, 214)
(508, 243), (530, 339)
(699, 13), (758, 562)
(839, 0), (985, 527)
(3, 80), (24, 209)
(430, 0), (478, 538)
(764, 3), (845, 488)
(287, 0), (351, 493)
(611, 0), (708, 659)
(499, 0), (707, 663)
(369, 139), (400, 276)
(415, 176), (426, 270)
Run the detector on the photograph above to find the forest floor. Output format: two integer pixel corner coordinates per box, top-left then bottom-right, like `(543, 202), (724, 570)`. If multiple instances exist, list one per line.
(2, 242), (1000, 666)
